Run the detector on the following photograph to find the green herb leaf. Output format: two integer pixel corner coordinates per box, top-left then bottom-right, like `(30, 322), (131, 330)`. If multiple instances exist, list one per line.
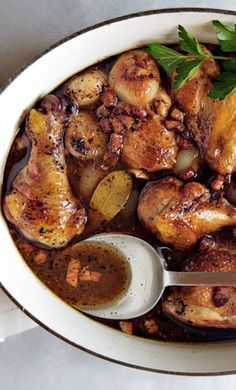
(178, 25), (204, 55)
(147, 23), (236, 100)
(172, 59), (205, 89)
(212, 20), (236, 52)
(221, 57), (236, 72)
(145, 43), (185, 74)
(208, 73), (236, 100)
(208, 58), (236, 100)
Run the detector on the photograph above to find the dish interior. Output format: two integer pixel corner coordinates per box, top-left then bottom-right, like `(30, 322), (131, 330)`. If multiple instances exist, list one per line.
(1, 10), (236, 374)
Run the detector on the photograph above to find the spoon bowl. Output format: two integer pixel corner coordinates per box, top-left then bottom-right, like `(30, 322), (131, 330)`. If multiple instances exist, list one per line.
(81, 233), (164, 320)
(80, 233), (236, 320)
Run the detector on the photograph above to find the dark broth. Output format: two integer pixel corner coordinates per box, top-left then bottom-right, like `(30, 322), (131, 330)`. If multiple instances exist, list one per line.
(62, 241), (130, 308)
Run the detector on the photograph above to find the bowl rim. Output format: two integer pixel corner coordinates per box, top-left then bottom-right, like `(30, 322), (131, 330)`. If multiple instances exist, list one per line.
(1, 7), (236, 376)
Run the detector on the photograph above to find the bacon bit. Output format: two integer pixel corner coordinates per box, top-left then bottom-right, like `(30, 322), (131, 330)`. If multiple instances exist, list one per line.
(170, 108), (185, 122)
(115, 101), (131, 115)
(27, 160), (42, 180)
(130, 106), (147, 119)
(165, 119), (185, 132)
(100, 118), (113, 134)
(14, 182), (32, 199)
(177, 136), (194, 149)
(153, 93), (171, 118)
(210, 174), (225, 191)
(179, 168), (196, 181)
(119, 321), (133, 335)
(108, 133), (123, 155)
(110, 117), (126, 135)
(79, 268), (101, 282)
(34, 250), (47, 265)
(117, 114), (134, 129)
(101, 87), (118, 108)
(66, 258), (81, 288)
(102, 151), (119, 170)
(144, 318), (159, 334)
(96, 104), (109, 119)
(16, 135), (28, 150)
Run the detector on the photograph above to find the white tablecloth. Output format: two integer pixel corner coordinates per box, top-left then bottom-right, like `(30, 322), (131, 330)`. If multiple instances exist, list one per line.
(1, 0), (236, 388)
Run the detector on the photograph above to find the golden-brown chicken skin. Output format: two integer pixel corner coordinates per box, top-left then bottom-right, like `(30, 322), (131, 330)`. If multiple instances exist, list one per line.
(138, 177), (236, 250)
(121, 116), (178, 172)
(172, 49), (236, 176)
(163, 238), (236, 328)
(4, 98), (86, 248)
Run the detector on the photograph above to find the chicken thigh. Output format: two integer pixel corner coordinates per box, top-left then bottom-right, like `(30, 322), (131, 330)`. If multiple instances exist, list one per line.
(4, 96), (86, 248)
(163, 237), (236, 328)
(172, 50), (236, 175)
(138, 177), (236, 250)
(121, 116), (178, 172)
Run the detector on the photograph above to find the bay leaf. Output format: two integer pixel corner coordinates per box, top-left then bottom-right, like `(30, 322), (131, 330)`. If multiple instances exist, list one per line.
(88, 171), (132, 230)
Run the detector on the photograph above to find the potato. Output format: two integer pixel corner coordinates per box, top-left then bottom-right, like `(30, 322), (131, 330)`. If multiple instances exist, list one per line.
(88, 171), (132, 230)
(66, 69), (106, 107)
(109, 50), (160, 107)
(65, 111), (108, 161)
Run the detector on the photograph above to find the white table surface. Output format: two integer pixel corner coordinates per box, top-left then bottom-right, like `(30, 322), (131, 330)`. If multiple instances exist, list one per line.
(1, 0), (236, 388)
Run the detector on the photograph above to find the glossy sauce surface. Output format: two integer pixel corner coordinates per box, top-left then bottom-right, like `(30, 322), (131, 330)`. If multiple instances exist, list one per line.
(62, 241), (131, 308)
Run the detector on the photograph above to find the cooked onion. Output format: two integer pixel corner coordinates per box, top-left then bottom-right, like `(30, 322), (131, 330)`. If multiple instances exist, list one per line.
(65, 70), (106, 107)
(174, 148), (200, 174)
(78, 164), (105, 203)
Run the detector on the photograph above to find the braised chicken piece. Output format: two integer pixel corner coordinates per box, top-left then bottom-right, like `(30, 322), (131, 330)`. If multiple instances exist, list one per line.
(95, 49), (178, 171)
(138, 177), (236, 250)
(163, 237), (236, 328)
(121, 116), (178, 172)
(65, 111), (108, 161)
(172, 48), (236, 176)
(109, 49), (160, 107)
(3, 96), (86, 248)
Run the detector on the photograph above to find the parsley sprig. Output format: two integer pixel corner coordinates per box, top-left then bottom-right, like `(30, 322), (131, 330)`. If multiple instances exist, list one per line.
(146, 22), (236, 100)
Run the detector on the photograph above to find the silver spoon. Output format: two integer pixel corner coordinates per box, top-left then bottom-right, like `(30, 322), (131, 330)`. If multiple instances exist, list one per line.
(80, 233), (236, 320)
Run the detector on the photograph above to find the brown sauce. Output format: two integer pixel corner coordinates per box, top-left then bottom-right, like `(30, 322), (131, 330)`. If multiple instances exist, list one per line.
(2, 44), (236, 343)
(62, 241), (130, 308)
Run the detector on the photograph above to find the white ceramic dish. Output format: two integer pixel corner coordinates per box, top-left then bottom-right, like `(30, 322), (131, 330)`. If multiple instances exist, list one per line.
(1, 8), (236, 375)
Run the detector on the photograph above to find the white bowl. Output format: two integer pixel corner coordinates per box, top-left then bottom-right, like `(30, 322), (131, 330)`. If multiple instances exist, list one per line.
(1, 8), (236, 375)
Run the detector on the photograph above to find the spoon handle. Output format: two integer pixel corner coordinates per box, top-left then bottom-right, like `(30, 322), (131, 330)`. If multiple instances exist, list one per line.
(165, 270), (236, 287)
